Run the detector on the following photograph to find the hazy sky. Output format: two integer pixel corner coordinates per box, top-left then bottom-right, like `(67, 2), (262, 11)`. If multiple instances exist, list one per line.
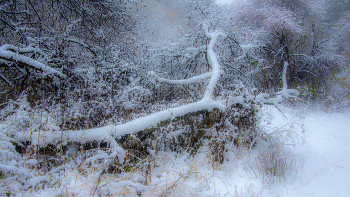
(216, 0), (235, 5)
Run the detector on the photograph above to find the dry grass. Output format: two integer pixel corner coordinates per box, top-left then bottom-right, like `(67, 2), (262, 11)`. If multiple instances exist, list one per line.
(256, 140), (295, 184)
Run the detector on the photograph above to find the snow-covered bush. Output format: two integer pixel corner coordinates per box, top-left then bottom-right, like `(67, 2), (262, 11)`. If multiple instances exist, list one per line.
(0, 101), (51, 195)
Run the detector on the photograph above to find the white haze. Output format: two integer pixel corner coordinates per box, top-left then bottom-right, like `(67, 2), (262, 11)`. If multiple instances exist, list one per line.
(216, 0), (235, 5)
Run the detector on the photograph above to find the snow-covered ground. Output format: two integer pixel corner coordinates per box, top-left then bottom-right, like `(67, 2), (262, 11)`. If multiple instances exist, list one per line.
(191, 104), (350, 197)
(5, 103), (350, 197)
(139, 103), (350, 197)
(267, 104), (350, 197)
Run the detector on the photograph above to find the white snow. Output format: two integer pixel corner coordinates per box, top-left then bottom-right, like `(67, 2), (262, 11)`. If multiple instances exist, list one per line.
(139, 104), (350, 197)
(254, 62), (299, 105)
(280, 61), (289, 91)
(0, 44), (45, 55)
(13, 98), (226, 151)
(150, 71), (213, 85)
(0, 163), (29, 177)
(204, 29), (226, 100)
(5, 102), (350, 196)
(22, 176), (49, 190)
(24, 159), (38, 166)
(112, 98), (226, 137)
(109, 180), (147, 193)
(216, 0), (235, 5)
(256, 104), (350, 197)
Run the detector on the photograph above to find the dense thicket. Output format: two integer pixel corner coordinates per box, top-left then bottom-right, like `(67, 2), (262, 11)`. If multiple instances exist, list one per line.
(0, 0), (141, 129)
(0, 0), (349, 195)
(1, 0), (348, 126)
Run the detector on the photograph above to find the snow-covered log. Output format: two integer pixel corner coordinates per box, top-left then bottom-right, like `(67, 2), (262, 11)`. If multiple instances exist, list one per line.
(109, 29), (227, 139)
(14, 28), (227, 151)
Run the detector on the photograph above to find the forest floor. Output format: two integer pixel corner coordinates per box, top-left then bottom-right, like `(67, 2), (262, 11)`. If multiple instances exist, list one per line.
(13, 102), (350, 197)
(193, 103), (350, 197)
(259, 103), (350, 197)
(139, 103), (350, 197)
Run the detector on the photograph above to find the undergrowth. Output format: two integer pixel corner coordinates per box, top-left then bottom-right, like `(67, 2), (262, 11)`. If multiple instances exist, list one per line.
(0, 84), (301, 196)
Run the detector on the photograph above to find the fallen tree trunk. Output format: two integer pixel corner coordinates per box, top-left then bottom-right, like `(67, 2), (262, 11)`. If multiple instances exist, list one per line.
(13, 29), (229, 165)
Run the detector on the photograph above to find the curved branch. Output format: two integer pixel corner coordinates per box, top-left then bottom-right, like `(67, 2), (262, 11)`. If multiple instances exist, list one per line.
(32, 29), (228, 151)
(66, 39), (98, 57)
(204, 29), (226, 99)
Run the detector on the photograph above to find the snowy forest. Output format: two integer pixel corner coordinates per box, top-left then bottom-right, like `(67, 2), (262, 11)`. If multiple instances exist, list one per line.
(1, 0), (350, 196)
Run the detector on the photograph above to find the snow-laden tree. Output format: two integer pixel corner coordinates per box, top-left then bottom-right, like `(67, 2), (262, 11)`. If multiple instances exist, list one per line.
(221, 0), (341, 95)
(0, 0), (135, 92)
(0, 0), (144, 129)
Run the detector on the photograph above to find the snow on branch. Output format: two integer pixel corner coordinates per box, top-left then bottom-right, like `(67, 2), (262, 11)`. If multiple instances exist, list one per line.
(113, 29), (228, 137)
(263, 7), (303, 36)
(0, 44), (46, 56)
(255, 61), (299, 105)
(17, 28), (228, 153)
(149, 71), (213, 85)
(204, 29), (227, 99)
(14, 98), (225, 152)
(150, 29), (226, 99)
(107, 28), (226, 139)
(276, 61), (299, 97)
(0, 45), (66, 78)
(110, 99), (226, 137)
(282, 61), (289, 92)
